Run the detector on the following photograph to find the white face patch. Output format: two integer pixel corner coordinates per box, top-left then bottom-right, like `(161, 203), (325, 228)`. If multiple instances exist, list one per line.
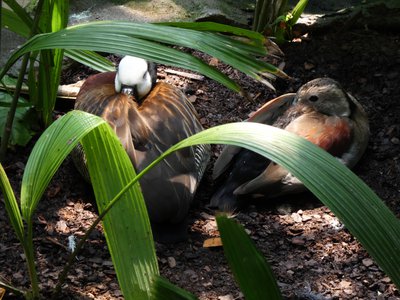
(114, 56), (153, 99)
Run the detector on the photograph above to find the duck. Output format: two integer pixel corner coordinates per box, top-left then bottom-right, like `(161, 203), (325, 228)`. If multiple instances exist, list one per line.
(73, 55), (210, 242)
(210, 78), (369, 212)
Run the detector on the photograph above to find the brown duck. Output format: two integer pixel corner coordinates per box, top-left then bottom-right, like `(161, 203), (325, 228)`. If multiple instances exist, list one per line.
(210, 78), (369, 212)
(74, 56), (210, 242)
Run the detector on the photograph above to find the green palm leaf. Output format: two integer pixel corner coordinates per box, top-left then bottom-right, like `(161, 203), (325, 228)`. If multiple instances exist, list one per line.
(145, 122), (400, 289)
(20, 111), (158, 298)
(1, 21), (288, 93)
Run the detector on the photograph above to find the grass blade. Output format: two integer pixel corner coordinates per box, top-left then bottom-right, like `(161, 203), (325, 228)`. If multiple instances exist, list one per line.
(0, 164), (24, 242)
(151, 276), (198, 300)
(20, 111), (104, 221)
(216, 215), (282, 299)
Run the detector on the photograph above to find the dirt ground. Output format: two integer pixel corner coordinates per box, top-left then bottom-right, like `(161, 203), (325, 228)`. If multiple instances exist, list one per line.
(1, 17), (399, 300)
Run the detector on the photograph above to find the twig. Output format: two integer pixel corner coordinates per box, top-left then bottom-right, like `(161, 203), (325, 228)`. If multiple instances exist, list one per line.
(0, 278), (25, 296)
(164, 68), (205, 81)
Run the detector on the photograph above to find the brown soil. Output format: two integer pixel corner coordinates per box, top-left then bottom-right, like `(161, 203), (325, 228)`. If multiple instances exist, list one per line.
(1, 21), (399, 299)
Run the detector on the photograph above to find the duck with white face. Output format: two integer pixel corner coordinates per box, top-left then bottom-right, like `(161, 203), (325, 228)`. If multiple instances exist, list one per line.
(114, 55), (157, 100)
(210, 78), (370, 212)
(73, 55), (210, 243)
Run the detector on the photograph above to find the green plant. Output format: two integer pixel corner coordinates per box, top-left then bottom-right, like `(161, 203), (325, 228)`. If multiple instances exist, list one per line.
(253, 0), (309, 43)
(1, 111), (399, 299)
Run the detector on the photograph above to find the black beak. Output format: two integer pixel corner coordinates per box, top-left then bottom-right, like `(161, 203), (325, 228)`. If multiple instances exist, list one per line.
(121, 85), (140, 101)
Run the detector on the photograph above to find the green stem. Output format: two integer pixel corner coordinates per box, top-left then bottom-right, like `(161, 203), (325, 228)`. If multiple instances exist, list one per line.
(0, 53), (31, 162)
(0, 0), (44, 162)
(24, 222), (40, 299)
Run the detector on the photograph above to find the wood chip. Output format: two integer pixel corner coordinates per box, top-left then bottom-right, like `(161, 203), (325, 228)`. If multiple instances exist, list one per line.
(203, 237), (223, 248)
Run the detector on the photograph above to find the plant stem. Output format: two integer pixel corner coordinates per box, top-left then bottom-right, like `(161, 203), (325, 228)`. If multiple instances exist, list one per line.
(25, 222), (40, 299)
(0, 279), (25, 296)
(0, 0), (44, 162)
(0, 52), (31, 162)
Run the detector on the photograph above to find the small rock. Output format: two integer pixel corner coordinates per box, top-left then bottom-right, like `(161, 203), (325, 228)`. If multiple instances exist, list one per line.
(167, 257), (176, 268)
(188, 95), (197, 103)
(362, 258), (374, 267)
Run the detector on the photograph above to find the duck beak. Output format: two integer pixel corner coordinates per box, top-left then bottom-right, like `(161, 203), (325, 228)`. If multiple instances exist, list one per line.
(121, 84), (139, 100)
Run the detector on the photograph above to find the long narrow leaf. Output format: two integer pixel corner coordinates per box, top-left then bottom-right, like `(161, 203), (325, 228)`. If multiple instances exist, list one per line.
(0, 21), (289, 93)
(20, 111), (158, 298)
(158, 21), (264, 46)
(216, 215), (282, 300)
(143, 122), (400, 288)
(3, 0), (33, 29)
(64, 50), (115, 72)
(0, 164), (24, 242)
(1, 7), (112, 73)
(1, 7), (30, 37)
(151, 276), (198, 300)
(1, 31), (241, 92)
(290, 0), (309, 26)
(81, 123), (158, 299)
(20, 111), (104, 221)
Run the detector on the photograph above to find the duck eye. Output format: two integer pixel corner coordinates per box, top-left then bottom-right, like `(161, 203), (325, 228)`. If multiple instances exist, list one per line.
(143, 71), (147, 79)
(309, 95), (319, 102)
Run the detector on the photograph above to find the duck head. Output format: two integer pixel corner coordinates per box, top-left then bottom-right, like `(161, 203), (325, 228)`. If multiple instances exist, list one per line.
(114, 55), (157, 100)
(294, 78), (352, 117)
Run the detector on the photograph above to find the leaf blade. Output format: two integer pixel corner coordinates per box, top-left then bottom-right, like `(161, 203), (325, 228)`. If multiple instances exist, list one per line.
(217, 215), (282, 300)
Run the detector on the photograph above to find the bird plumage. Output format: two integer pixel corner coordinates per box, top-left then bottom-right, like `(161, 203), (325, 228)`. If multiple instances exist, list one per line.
(210, 78), (369, 212)
(73, 56), (210, 242)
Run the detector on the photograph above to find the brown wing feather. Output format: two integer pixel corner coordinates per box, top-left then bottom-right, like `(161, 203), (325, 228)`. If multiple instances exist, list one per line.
(75, 73), (137, 164)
